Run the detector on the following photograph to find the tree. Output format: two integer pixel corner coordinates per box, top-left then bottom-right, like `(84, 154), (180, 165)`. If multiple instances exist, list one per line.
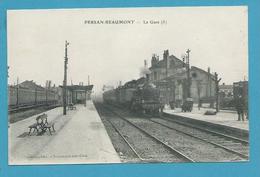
(212, 72), (221, 113)
(196, 80), (202, 110)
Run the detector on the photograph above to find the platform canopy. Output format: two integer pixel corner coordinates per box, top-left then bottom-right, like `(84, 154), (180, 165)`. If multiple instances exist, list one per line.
(60, 85), (93, 91)
(60, 85), (94, 104)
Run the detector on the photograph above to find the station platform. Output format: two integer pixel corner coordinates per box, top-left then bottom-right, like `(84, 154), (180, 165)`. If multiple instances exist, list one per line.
(9, 100), (120, 165)
(163, 105), (249, 131)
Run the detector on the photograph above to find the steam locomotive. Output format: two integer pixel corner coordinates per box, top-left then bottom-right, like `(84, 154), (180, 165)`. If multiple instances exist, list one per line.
(103, 77), (162, 114)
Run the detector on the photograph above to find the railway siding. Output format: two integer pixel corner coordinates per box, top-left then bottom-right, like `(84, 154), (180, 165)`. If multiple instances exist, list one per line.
(127, 118), (244, 162)
(105, 104), (248, 162)
(150, 118), (249, 160)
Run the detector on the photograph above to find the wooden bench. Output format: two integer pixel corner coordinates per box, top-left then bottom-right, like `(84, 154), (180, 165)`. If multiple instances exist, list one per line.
(28, 114), (47, 135)
(28, 113), (55, 135)
(68, 103), (76, 110)
(28, 123), (39, 135)
(44, 122), (55, 135)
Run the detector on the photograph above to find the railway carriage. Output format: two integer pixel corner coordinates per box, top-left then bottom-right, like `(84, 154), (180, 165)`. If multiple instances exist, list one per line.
(18, 88), (36, 105)
(8, 86), (18, 106)
(8, 85), (59, 108)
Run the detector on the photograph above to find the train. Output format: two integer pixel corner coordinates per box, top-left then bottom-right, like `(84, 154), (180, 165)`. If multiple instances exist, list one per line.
(8, 85), (60, 109)
(103, 77), (162, 114)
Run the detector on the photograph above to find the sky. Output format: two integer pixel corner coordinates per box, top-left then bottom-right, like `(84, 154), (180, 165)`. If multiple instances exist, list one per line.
(7, 6), (248, 95)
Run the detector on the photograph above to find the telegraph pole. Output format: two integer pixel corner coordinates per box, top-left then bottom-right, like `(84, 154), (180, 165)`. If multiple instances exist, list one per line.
(16, 77), (19, 106)
(63, 40), (69, 115)
(186, 49), (191, 98)
(212, 72), (221, 112)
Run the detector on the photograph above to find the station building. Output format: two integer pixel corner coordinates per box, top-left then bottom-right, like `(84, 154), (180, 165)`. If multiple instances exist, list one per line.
(233, 81), (248, 100)
(149, 50), (216, 106)
(219, 83), (233, 98)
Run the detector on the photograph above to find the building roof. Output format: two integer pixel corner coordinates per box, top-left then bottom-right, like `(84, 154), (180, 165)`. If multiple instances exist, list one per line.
(191, 66), (214, 78)
(150, 55), (186, 69)
(150, 59), (166, 69)
(149, 51), (214, 80)
(219, 84), (233, 90)
(233, 81), (248, 85)
(161, 66), (214, 81)
(19, 80), (45, 90)
(165, 71), (186, 80)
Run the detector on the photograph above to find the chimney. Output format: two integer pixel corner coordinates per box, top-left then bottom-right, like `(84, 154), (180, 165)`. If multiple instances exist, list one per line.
(144, 60), (147, 68)
(163, 50), (169, 61)
(164, 50), (170, 77)
(151, 54), (159, 66)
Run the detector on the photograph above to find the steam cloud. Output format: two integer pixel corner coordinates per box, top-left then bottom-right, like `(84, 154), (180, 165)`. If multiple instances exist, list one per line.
(139, 66), (151, 77)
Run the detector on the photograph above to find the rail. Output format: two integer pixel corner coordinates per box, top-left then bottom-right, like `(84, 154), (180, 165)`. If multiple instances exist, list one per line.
(150, 119), (248, 159)
(104, 105), (196, 162)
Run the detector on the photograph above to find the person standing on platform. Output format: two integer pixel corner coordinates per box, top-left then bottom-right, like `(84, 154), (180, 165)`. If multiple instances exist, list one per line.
(236, 97), (244, 121)
(244, 99), (248, 120)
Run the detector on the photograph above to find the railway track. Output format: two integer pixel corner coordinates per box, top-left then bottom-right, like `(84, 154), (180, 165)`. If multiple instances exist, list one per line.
(105, 104), (248, 162)
(9, 103), (60, 113)
(107, 119), (143, 160)
(97, 106), (143, 162)
(152, 116), (249, 160)
(101, 104), (195, 163)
